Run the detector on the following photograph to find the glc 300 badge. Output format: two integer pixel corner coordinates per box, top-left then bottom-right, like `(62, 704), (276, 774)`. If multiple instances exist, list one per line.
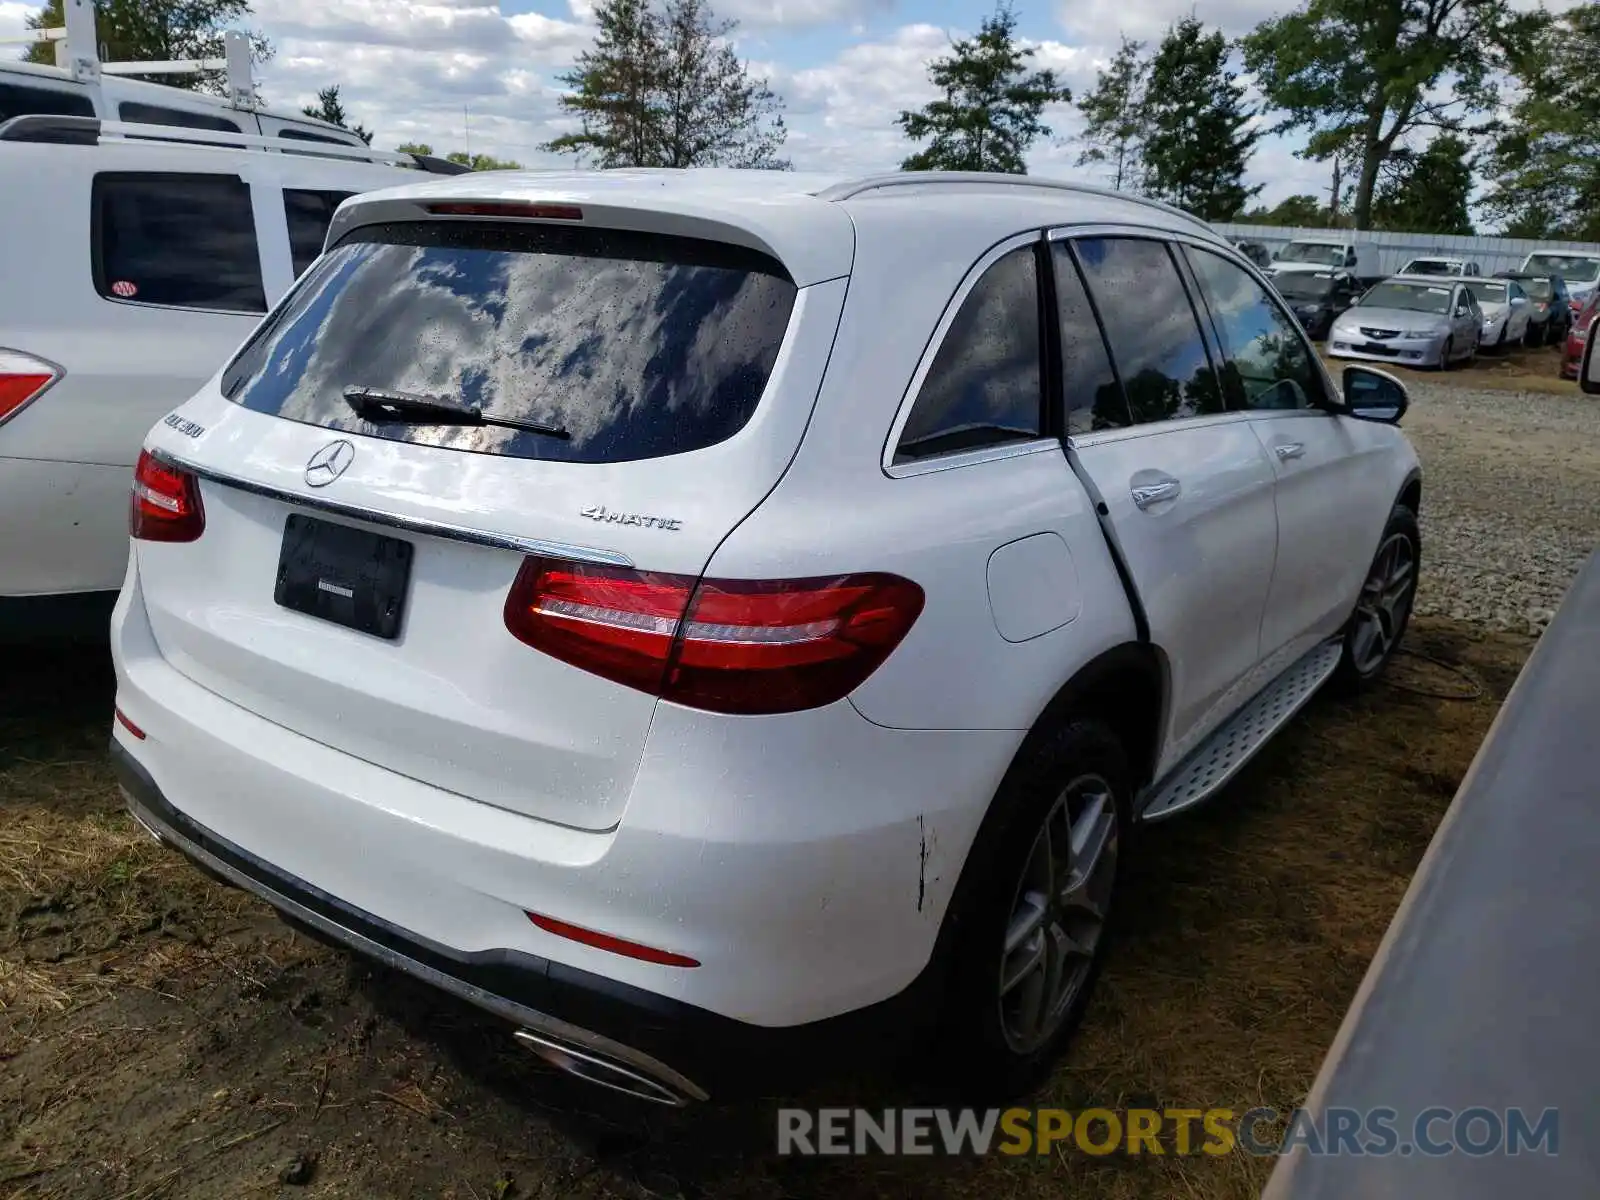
(579, 504), (683, 531)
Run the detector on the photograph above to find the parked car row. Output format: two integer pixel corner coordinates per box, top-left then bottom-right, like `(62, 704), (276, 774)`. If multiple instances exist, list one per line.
(1251, 243), (1600, 381)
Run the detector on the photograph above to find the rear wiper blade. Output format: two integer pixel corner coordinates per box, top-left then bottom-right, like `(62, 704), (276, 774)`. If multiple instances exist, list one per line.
(343, 386), (570, 440)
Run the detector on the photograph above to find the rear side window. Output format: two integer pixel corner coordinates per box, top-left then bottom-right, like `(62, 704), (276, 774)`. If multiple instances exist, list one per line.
(894, 244), (1042, 464)
(1074, 238), (1224, 425)
(284, 189), (353, 277)
(221, 221), (798, 465)
(0, 81), (95, 121)
(93, 173), (265, 313)
(118, 101), (241, 133)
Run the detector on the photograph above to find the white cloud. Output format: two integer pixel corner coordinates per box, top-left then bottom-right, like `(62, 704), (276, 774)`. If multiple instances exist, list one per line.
(1, 0), (1330, 206)
(0, 0), (34, 44)
(720, 0), (895, 28)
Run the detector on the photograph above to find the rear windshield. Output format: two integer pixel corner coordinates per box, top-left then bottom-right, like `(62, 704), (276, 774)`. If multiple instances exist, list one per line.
(221, 221), (798, 464)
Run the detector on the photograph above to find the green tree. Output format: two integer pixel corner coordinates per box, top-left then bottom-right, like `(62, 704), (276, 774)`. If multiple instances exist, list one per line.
(25, 0), (272, 96)
(1241, 193), (1332, 226)
(1370, 134), (1474, 233)
(1075, 36), (1147, 190)
(546, 0), (787, 169)
(1243, 0), (1523, 230)
(1139, 18), (1260, 220)
(897, 4), (1070, 174)
(395, 142), (434, 156)
(302, 85), (373, 145)
(445, 151), (524, 171)
(1480, 4), (1600, 242)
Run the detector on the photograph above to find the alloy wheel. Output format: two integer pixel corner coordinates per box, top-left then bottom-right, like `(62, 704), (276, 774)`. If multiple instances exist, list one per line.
(1350, 531), (1417, 675)
(997, 775), (1118, 1054)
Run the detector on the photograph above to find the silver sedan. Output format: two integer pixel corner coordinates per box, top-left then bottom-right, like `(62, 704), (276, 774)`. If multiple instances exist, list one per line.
(1328, 278), (1483, 369)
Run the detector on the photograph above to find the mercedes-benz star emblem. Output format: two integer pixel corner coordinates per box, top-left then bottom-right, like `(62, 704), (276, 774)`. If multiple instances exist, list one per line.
(304, 439), (356, 488)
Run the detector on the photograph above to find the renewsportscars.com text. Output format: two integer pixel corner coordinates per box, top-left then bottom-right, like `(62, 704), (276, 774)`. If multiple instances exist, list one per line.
(776, 1106), (1560, 1158)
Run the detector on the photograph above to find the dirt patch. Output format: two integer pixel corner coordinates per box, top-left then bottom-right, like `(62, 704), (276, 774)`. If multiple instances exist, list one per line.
(1320, 343), (1579, 394)
(0, 623), (1534, 1200)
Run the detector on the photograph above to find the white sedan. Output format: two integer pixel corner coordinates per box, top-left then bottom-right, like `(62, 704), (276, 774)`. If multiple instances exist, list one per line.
(1466, 277), (1533, 351)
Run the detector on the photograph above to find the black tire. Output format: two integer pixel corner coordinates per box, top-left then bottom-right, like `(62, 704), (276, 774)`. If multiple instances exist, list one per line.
(936, 719), (1130, 1101)
(1333, 504), (1420, 692)
(1524, 322), (1541, 349)
(1438, 338), (1454, 370)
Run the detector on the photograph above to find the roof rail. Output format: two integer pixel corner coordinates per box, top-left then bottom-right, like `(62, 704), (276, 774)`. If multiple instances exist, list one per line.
(0, 114), (471, 175)
(816, 171), (1217, 232)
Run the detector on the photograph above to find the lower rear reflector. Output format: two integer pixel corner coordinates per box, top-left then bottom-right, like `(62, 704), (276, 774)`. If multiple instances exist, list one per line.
(527, 911), (699, 968)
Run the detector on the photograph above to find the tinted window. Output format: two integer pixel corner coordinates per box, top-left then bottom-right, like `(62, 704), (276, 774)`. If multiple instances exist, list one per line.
(1075, 238), (1223, 424)
(119, 101), (240, 133)
(0, 81), (95, 122)
(284, 189), (353, 277)
(222, 221), (797, 465)
(280, 128), (357, 145)
(1050, 244), (1129, 433)
(1187, 248), (1321, 412)
(894, 245), (1042, 463)
(93, 173), (265, 312)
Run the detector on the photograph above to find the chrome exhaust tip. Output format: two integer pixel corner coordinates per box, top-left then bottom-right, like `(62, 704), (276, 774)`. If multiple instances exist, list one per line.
(512, 1029), (694, 1106)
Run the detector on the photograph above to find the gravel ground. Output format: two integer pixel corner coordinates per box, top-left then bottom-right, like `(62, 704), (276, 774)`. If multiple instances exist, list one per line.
(1402, 381), (1600, 634)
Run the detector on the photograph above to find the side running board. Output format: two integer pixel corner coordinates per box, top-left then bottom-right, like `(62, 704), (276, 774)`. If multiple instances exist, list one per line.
(1138, 640), (1344, 822)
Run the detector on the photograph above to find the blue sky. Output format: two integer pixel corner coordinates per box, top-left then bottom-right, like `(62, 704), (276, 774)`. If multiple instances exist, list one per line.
(0, 0), (1568, 206)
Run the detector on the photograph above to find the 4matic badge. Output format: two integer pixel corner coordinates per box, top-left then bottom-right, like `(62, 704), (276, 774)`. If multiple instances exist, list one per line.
(579, 504), (683, 531)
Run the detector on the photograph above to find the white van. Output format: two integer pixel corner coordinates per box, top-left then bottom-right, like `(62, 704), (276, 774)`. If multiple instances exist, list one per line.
(1519, 250), (1600, 308)
(0, 116), (466, 638)
(1271, 238), (1382, 287)
(0, 59), (366, 149)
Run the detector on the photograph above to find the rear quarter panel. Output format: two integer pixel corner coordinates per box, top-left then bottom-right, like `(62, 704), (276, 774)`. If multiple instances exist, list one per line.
(704, 197), (1139, 734)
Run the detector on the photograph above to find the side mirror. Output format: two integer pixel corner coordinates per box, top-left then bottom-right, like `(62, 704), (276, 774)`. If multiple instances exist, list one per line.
(1582, 324), (1600, 396)
(1341, 366), (1409, 423)
(1345, 251), (1358, 268)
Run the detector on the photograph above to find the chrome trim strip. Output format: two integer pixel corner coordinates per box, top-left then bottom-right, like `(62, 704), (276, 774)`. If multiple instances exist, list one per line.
(149, 447), (635, 568)
(121, 786), (708, 1103)
(885, 437), (1062, 478)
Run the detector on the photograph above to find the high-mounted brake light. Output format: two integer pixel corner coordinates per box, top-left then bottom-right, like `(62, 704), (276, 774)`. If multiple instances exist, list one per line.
(426, 201), (583, 221)
(0, 349), (62, 426)
(504, 560), (925, 715)
(130, 450), (205, 542)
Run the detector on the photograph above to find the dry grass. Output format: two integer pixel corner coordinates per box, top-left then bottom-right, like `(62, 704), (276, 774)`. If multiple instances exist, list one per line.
(0, 622), (1533, 1199)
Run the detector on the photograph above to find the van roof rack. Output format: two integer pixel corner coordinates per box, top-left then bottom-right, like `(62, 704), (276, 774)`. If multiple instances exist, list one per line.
(0, 0), (259, 109)
(0, 113), (472, 175)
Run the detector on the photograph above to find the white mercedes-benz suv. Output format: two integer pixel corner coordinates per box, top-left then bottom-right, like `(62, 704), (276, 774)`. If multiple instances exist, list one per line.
(109, 169), (1422, 1105)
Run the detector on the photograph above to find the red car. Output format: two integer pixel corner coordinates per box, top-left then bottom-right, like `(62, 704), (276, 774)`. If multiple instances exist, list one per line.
(1563, 291), (1600, 380)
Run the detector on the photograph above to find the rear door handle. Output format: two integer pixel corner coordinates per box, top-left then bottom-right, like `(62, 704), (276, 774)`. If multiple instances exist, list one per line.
(1274, 442), (1306, 461)
(1131, 478), (1181, 509)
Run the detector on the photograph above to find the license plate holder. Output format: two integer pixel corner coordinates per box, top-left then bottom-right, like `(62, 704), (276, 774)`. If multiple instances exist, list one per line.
(274, 514), (413, 640)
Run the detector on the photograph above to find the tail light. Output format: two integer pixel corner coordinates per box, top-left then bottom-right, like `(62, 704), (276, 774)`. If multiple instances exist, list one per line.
(130, 449), (205, 542)
(504, 559), (924, 715)
(0, 349), (62, 427)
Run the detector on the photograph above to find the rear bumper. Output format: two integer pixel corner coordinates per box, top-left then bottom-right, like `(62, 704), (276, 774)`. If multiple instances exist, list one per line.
(112, 739), (947, 1102)
(110, 562), (1022, 1098)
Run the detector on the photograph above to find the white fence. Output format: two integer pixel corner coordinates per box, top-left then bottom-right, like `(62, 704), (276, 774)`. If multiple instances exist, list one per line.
(1213, 224), (1600, 277)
